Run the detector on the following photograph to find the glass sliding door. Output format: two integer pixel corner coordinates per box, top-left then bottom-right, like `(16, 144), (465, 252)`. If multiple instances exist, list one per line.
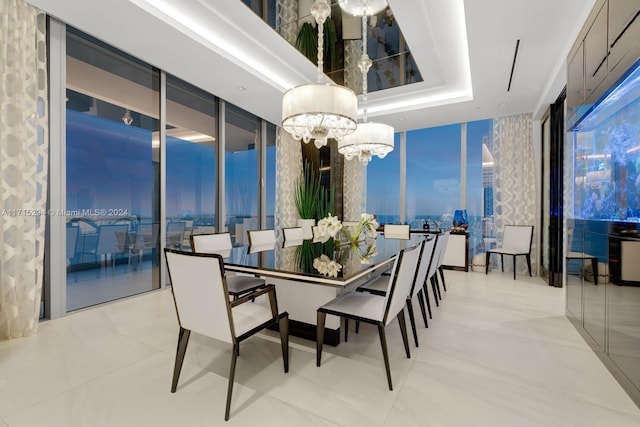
(165, 75), (218, 251)
(265, 123), (277, 230)
(225, 104), (259, 245)
(65, 28), (160, 310)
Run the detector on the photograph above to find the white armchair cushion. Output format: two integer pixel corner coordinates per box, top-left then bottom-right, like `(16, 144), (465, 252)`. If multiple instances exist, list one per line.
(226, 276), (265, 295)
(358, 275), (389, 294)
(320, 292), (386, 322)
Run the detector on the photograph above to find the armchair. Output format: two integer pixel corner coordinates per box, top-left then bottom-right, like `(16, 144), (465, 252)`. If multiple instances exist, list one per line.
(164, 249), (289, 421)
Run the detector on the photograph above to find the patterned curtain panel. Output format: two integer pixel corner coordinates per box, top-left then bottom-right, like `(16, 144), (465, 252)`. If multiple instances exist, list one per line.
(492, 114), (536, 274)
(274, 129), (302, 268)
(343, 158), (367, 221)
(343, 39), (362, 94)
(0, 0), (48, 339)
(276, 0), (298, 46)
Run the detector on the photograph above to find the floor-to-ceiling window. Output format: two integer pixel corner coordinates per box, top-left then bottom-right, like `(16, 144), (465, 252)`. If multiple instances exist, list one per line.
(406, 124), (462, 229)
(265, 123), (277, 229)
(225, 104), (260, 245)
(368, 120), (492, 262)
(366, 133), (401, 224)
(165, 75), (218, 251)
(467, 120), (493, 257)
(65, 27), (160, 311)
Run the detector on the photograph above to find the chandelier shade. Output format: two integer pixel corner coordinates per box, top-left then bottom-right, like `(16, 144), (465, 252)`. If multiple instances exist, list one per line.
(282, 83), (358, 148)
(338, 122), (394, 165)
(337, 9), (394, 164)
(338, 0), (388, 16)
(281, 0), (358, 148)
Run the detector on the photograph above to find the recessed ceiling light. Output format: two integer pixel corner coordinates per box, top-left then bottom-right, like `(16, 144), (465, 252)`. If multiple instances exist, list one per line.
(236, 86), (246, 91)
(398, 118), (405, 121)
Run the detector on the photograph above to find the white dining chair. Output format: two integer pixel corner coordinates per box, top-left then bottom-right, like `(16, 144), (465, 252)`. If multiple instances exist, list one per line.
(434, 230), (450, 293)
(282, 227), (304, 241)
(316, 243), (421, 390)
(191, 232), (232, 253)
(247, 229), (276, 246)
(485, 225), (534, 279)
(191, 232), (266, 298)
(426, 231), (448, 306)
(164, 249), (289, 421)
(383, 224), (410, 239)
(358, 237), (436, 347)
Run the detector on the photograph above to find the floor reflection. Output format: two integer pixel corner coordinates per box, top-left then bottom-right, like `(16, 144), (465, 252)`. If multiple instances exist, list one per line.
(67, 260), (158, 311)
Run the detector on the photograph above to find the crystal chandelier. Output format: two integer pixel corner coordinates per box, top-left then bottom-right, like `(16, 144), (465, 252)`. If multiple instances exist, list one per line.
(338, 0), (388, 16)
(282, 0), (358, 149)
(338, 2), (394, 165)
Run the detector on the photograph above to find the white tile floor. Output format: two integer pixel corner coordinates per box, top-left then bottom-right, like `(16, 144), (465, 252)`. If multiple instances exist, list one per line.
(2, 271), (640, 426)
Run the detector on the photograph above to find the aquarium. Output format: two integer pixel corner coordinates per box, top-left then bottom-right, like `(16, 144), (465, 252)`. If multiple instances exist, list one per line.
(572, 59), (640, 222)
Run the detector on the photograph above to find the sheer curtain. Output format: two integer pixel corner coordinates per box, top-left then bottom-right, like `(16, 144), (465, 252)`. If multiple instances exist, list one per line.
(492, 113), (536, 274)
(0, 0), (48, 338)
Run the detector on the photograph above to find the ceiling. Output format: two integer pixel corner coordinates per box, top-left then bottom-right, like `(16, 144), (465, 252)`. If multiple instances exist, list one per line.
(29, 0), (597, 132)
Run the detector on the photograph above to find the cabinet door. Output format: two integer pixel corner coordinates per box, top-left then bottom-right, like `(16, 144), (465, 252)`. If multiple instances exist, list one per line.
(441, 234), (467, 270)
(608, 0), (640, 74)
(584, 3), (608, 104)
(567, 44), (584, 128)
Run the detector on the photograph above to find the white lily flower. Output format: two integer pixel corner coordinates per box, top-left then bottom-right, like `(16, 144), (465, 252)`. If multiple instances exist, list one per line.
(326, 260), (342, 277)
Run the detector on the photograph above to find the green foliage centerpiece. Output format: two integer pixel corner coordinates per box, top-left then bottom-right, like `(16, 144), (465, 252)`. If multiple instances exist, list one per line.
(294, 159), (321, 220)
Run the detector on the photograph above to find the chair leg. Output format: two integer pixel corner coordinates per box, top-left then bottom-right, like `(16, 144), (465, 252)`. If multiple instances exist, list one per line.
(526, 254), (532, 277)
(171, 327), (191, 393)
(377, 325), (393, 391)
(344, 318), (349, 342)
(423, 282), (433, 319)
(434, 276), (442, 300)
(406, 299), (419, 347)
(279, 314), (289, 373)
(501, 254), (504, 272)
(439, 266), (447, 292)
(316, 311), (326, 367)
(513, 256), (516, 280)
(430, 278), (440, 306)
(225, 343), (239, 421)
(417, 290), (428, 328)
(355, 320), (360, 334)
(398, 309), (411, 358)
(485, 252), (490, 274)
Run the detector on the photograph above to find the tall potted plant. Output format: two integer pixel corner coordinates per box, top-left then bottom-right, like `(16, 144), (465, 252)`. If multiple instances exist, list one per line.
(295, 160), (321, 239)
(295, 17), (338, 72)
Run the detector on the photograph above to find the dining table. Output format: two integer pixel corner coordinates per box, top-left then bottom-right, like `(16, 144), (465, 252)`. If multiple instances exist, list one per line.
(216, 233), (426, 346)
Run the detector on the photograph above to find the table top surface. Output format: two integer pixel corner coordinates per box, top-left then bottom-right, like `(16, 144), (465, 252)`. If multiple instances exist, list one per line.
(219, 234), (426, 287)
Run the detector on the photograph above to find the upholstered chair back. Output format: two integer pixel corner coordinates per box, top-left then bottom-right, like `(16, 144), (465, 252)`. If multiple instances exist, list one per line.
(191, 232), (232, 253)
(383, 244), (421, 326)
(166, 251), (234, 343)
(411, 237), (436, 299)
(248, 229), (276, 246)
